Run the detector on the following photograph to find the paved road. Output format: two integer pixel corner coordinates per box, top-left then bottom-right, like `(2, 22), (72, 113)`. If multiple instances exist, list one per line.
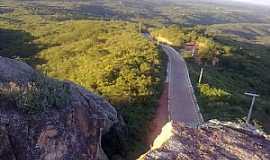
(161, 44), (203, 127)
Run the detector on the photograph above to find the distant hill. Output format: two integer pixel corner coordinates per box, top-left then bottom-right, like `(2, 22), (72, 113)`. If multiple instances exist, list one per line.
(6, 0), (270, 25)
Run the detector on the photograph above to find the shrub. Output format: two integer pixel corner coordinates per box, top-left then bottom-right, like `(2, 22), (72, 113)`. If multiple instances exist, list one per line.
(0, 74), (70, 114)
(150, 25), (186, 47)
(198, 83), (231, 101)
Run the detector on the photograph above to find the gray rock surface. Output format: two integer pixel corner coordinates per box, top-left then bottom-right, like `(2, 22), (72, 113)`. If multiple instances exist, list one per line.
(0, 57), (37, 85)
(0, 56), (120, 160)
(139, 120), (270, 160)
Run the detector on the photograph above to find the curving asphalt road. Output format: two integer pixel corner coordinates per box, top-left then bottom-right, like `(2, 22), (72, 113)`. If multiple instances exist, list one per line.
(142, 33), (203, 127)
(161, 44), (204, 127)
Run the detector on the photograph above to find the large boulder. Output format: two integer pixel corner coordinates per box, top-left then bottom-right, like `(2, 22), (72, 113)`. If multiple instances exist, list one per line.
(0, 56), (119, 160)
(0, 57), (37, 85)
(139, 120), (270, 160)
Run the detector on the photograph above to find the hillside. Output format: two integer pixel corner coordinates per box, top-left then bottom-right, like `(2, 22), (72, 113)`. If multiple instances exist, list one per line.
(1, 0), (270, 159)
(0, 1), (167, 159)
(1, 55), (269, 160)
(148, 23), (270, 133)
(207, 23), (270, 45)
(189, 23), (270, 132)
(2, 0), (270, 25)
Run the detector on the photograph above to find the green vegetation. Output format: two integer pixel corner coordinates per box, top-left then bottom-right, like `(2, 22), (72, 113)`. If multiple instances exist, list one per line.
(35, 21), (162, 99)
(0, 74), (70, 114)
(150, 25), (232, 63)
(34, 20), (166, 158)
(150, 25), (186, 47)
(186, 24), (270, 132)
(196, 37), (217, 60)
(1, 0), (270, 158)
(198, 84), (231, 100)
(0, 1), (166, 158)
(10, 0), (270, 26)
(149, 23), (270, 133)
(207, 23), (270, 43)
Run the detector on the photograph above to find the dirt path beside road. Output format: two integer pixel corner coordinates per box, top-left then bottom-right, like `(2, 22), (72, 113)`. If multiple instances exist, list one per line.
(146, 83), (169, 146)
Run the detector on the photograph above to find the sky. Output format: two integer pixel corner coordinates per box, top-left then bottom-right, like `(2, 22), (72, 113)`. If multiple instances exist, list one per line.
(231, 0), (270, 5)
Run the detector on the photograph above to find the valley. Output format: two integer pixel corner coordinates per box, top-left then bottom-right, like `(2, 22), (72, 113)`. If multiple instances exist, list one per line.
(0, 0), (270, 159)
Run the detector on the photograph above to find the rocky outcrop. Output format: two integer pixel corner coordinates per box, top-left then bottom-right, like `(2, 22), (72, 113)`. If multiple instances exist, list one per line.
(139, 120), (270, 160)
(0, 57), (37, 85)
(0, 56), (120, 160)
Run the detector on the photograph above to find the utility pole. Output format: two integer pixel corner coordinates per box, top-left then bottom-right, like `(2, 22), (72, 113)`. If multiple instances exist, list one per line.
(244, 92), (259, 125)
(139, 21), (142, 33)
(137, 14), (143, 33)
(198, 68), (204, 84)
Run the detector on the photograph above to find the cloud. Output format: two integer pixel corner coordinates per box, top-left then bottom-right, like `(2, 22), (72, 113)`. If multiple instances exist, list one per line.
(231, 0), (270, 5)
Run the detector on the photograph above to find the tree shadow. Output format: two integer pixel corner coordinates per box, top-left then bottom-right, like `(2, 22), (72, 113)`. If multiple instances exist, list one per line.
(0, 28), (38, 58)
(24, 1), (165, 22)
(0, 6), (14, 14)
(0, 28), (47, 65)
(101, 93), (164, 159)
(213, 35), (270, 95)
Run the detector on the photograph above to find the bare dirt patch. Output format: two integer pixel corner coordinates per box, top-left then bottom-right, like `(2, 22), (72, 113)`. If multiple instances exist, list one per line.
(146, 83), (169, 146)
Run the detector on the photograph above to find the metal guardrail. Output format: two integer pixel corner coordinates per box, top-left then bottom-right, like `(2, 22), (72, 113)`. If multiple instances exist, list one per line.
(184, 59), (204, 125)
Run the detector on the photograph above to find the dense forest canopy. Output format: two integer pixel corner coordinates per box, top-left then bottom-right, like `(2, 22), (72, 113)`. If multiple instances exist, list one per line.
(35, 20), (162, 101)
(150, 25), (186, 47)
